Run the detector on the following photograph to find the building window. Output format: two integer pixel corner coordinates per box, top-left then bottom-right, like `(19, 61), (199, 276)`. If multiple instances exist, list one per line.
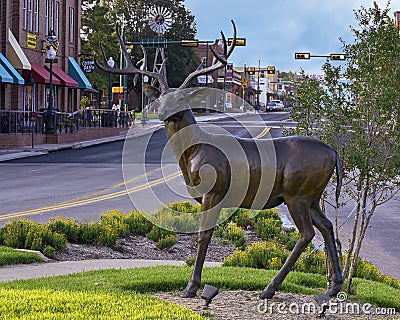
(69, 7), (75, 43)
(55, 2), (59, 37)
(45, 0), (49, 34)
(34, 0), (39, 32)
(28, 0), (33, 31)
(45, 0), (59, 35)
(50, 0), (54, 33)
(23, 0), (28, 29)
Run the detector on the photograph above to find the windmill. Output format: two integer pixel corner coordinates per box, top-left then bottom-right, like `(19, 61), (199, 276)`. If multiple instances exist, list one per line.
(147, 7), (173, 88)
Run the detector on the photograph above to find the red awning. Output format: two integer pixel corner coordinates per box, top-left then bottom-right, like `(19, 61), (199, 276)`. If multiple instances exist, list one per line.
(22, 63), (61, 85)
(46, 66), (79, 87)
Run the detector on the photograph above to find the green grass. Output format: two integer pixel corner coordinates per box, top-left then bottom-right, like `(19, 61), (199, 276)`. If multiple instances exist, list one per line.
(0, 246), (42, 266)
(0, 288), (205, 320)
(1, 266), (398, 312)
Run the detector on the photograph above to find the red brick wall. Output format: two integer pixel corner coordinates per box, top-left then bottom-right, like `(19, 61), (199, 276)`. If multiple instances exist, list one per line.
(0, 128), (129, 149)
(0, 0), (82, 112)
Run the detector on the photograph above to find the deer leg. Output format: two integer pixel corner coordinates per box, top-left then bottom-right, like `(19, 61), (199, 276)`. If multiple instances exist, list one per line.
(310, 201), (343, 297)
(183, 195), (221, 298)
(260, 201), (315, 299)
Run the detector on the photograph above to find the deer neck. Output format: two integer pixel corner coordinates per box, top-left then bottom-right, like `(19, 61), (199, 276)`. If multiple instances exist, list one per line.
(164, 108), (200, 139)
(164, 108), (204, 166)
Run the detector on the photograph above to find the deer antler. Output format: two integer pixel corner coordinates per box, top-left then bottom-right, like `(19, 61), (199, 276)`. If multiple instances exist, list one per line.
(179, 20), (237, 89)
(95, 24), (169, 92)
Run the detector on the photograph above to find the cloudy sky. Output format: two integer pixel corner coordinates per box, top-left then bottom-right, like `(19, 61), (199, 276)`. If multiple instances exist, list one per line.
(184, 0), (395, 75)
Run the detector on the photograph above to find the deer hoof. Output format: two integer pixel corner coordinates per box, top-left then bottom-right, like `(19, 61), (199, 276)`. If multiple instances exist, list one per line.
(327, 281), (342, 297)
(182, 289), (197, 298)
(259, 286), (276, 300)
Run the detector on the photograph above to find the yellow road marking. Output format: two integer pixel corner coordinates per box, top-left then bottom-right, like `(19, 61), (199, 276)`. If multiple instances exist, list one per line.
(254, 126), (271, 139)
(1, 124), (272, 221)
(0, 171), (182, 221)
(57, 165), (172, 206)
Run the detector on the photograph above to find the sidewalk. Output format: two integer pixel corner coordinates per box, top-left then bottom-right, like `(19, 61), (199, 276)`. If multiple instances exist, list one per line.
(0, 259), (221, 282)
(0, 113), (242, 162)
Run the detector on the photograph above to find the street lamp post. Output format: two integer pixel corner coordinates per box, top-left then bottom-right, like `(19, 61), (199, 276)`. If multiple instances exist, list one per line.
(107, 57), (115, 109)
(44, 30), (59, 134)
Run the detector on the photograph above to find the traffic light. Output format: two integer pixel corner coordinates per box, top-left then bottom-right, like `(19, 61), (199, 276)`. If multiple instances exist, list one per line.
(247, 67), (255, 75)
(228, 38), (246, 46)
(295, 52), (310, 59)
(267, 66), (275, 74)
(330, 54), (346, 60)
(181, 40), (198, 47)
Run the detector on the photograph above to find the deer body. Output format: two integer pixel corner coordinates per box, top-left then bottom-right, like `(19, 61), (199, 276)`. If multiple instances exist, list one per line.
(164, 108), (343, 299)
(96, 20), (343, 300)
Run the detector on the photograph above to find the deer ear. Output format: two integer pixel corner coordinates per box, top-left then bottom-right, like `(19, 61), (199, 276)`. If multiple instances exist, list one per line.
(143, 83), (161, 99)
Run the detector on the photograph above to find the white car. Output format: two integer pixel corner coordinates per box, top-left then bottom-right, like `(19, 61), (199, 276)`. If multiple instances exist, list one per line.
(269, 100), (284, 111)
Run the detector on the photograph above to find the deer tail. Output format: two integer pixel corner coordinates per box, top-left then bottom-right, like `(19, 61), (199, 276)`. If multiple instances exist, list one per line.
(335, 152), (343, 204)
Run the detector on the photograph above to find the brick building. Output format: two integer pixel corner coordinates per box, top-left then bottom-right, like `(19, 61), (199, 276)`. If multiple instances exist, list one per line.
(0, 0), (92, 112)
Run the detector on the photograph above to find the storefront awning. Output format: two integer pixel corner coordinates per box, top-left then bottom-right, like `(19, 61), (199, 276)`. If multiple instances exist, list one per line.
(0, 53), (24, 84)
(8, 29), (31, 70)
(47, 65), (79, 87)
(68, 57), (93, 90)
(0, 63), (14, 83)
(22, 63), (61, 85)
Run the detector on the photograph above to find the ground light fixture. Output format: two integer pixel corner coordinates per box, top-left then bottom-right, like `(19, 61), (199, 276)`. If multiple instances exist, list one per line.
(201, 284), (219, 308)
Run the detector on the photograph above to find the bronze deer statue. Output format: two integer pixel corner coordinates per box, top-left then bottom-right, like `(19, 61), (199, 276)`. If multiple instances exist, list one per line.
(96, 21), (343, 300)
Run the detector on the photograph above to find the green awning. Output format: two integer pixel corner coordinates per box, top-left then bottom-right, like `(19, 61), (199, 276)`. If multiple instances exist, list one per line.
(0, 53), (24, 84)
(68, 57), (93, 90)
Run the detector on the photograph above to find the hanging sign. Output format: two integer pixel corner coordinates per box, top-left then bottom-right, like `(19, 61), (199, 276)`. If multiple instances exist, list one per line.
(82, 57), (95, 73)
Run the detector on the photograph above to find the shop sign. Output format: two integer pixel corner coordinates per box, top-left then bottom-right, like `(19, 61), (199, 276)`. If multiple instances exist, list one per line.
(27, 33), (37, 49)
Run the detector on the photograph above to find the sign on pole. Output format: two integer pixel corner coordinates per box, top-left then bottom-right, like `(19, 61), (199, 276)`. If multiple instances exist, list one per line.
(226, 63), (233, 82)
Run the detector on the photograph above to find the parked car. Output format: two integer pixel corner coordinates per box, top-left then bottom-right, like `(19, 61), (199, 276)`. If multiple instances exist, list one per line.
(266, 101), (284, 111)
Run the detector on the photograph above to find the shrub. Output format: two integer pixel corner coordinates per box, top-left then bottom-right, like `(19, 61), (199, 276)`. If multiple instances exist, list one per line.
(295, 247), (326, 275)
(223, 241), (288, 270)
(151, 201), (201, 232)
(185, 255), (195, 267)
(0, 220), (66, 257)
(215, 222), (246, 250)
(156, 235), (177, 250)
(123, 210), (152, 236)
(229, 208), (254, 228)
(355, 257), (400, 289)
(255, 217), (282, 241)
(100, 210), (130, 237)
(147, 225), (176, 242)
(278, 227), (299, 250)
(48, 217), (80, 243)
(78, 221), (101, 244)
(42, 245), (56, 259)
(253, 208), (281, 222)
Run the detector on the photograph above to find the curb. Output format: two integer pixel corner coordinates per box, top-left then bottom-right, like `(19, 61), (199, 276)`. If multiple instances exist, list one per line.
(0, 259), (221, 282)
(0, 113), (248, 162)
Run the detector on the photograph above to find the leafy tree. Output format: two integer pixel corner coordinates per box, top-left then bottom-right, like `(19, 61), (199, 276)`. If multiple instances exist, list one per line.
(290, 1), (400, 292)
(81, 0), (200, 106)
(81, 2), (119, 91)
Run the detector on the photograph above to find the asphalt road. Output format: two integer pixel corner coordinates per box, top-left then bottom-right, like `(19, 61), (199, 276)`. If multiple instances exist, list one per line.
(1, 111), (398, 279)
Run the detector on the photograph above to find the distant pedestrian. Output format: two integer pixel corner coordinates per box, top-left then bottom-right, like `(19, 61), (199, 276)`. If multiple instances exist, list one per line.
(86, 109), (93, 127)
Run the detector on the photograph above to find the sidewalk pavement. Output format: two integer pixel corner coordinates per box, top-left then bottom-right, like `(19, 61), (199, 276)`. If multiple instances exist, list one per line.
(0, 113), (242, 162)
(0, 259), (221, 282)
